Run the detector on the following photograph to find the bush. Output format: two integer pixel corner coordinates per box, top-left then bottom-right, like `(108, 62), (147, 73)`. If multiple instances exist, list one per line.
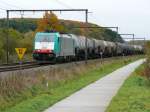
(142, 41), (150, 83)
(0, 28), (34, 63)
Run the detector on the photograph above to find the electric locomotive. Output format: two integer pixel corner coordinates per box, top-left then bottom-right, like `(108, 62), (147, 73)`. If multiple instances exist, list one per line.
(33, 32), (75, 63)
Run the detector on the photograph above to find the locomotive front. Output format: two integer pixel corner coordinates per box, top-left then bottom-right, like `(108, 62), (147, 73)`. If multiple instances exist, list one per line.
(33, 32), (60, 63)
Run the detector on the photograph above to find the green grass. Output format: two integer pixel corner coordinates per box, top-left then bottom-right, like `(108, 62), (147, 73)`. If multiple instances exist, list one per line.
(3, 56), (143, 112)
(106, 63), (150, 112)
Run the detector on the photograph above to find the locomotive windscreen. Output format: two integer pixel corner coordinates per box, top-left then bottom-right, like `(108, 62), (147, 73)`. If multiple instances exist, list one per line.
(34, 33), (55, 50)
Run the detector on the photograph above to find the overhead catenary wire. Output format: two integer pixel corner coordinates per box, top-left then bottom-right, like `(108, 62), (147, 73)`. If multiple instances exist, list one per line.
(0, 0), (25, 18)
(0, 0), (24, 17)
(55, 0), (74, 9)
(0, 7), (6, 11)
(2, 0), (73, 18)
(0, 0), (23, 9)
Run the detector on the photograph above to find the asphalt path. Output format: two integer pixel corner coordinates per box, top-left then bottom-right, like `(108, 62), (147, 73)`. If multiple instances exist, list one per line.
(44, 59), (145, 112)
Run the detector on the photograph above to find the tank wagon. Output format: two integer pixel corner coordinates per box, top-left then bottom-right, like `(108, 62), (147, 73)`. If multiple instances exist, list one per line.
(33, 32), (144, 63)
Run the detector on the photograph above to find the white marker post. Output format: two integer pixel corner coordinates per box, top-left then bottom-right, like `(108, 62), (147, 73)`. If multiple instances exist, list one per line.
(100, 52), (103, 64)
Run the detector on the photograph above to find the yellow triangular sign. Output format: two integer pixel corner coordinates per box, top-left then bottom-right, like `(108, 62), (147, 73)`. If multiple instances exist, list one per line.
(15, 48), (27, 60)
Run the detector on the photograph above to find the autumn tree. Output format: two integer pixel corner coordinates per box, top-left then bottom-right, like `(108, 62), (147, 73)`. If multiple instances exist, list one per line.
(36, 11), (65, 32)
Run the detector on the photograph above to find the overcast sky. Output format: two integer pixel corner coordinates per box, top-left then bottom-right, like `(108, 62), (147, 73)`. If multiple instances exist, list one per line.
(0, 0), (150, 40)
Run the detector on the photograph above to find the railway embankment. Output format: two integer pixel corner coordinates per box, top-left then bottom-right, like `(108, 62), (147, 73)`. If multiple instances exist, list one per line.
(0, 56), (144, 112)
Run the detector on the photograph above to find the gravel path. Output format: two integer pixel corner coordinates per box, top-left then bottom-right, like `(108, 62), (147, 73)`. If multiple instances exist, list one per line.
(44, 59), (145, 112)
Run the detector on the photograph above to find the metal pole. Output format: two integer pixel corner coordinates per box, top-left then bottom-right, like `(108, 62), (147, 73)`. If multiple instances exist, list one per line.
(133, 34), (135, 45)
(116, 27), (119, 56)
(144, 37), (146, 53)
(6, 10), (9, 64)
(119, 34), (135, 44)
(85, 10), (88, 64)
(116, 27), (118, 36)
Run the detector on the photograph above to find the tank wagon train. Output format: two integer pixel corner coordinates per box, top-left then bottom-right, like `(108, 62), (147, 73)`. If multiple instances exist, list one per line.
(33, 32), (144, 63)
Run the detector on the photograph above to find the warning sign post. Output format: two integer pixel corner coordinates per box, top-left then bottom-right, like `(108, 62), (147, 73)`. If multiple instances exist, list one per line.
(15, 48), (26, 61)
(15, 48), (27, 70)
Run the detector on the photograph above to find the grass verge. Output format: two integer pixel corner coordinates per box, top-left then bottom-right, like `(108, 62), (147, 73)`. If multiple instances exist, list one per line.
(3, 56), (143, 112)
(106, 62), (150, 112)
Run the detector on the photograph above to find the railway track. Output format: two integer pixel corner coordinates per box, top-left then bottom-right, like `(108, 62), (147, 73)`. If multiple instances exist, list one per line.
(0, 58), (103, 72)
(0, 61), (41, 72)
(0, 56), (137, 73)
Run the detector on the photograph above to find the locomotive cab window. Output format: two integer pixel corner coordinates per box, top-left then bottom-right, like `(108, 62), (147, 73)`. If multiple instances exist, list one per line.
(34, 33), (56, 50)
(35, 34), (54, 42)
